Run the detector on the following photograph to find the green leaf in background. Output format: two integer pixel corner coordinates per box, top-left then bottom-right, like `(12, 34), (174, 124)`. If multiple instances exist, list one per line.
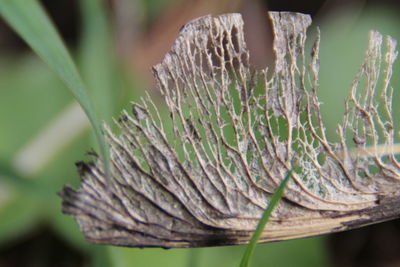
(317, 6), (400, 141)
(107, 246), (189, 267)
(0, 190), (42, 244)
(79, 0), (115, 122)
(0, 162), (43, 245)
(0, 0), (111, 181)
(0, 55), (76, 246)
(240, 170), (293, 267)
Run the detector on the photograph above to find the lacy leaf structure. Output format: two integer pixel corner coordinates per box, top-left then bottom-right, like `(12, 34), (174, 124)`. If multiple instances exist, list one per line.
(60, 12), (400, 248)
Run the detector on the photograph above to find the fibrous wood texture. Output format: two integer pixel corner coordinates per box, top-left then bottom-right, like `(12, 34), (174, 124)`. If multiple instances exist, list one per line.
(59, 12), (400, 248)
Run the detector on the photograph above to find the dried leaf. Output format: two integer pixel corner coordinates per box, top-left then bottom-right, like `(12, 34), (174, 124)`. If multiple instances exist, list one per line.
(59, 12), (400, 248)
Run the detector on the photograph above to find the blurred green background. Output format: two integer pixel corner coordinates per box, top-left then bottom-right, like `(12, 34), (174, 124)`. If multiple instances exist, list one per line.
(1, 0), (400, 266)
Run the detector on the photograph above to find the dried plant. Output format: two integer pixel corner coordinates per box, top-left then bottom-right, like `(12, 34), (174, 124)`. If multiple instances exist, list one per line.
(59, 11), (400, 248)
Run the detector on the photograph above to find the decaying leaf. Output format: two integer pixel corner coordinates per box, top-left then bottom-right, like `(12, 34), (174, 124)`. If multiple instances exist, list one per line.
(59, 12), (400, 248)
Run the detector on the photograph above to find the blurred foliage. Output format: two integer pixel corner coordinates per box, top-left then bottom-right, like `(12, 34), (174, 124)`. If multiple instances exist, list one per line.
(0, 0), (399, 266)
(317, 6), (400, 140)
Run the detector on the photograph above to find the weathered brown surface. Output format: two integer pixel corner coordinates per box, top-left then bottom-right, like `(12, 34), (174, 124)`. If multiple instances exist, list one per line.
(59, 12), (400, 248)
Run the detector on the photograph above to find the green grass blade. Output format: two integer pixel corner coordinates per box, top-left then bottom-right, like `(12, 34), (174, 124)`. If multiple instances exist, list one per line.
(0, 0), (111, 180)
(240, 170), (293, 267)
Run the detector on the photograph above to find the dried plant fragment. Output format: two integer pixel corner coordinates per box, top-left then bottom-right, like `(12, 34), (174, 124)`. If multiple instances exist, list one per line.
(59, 12), (400, 248)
